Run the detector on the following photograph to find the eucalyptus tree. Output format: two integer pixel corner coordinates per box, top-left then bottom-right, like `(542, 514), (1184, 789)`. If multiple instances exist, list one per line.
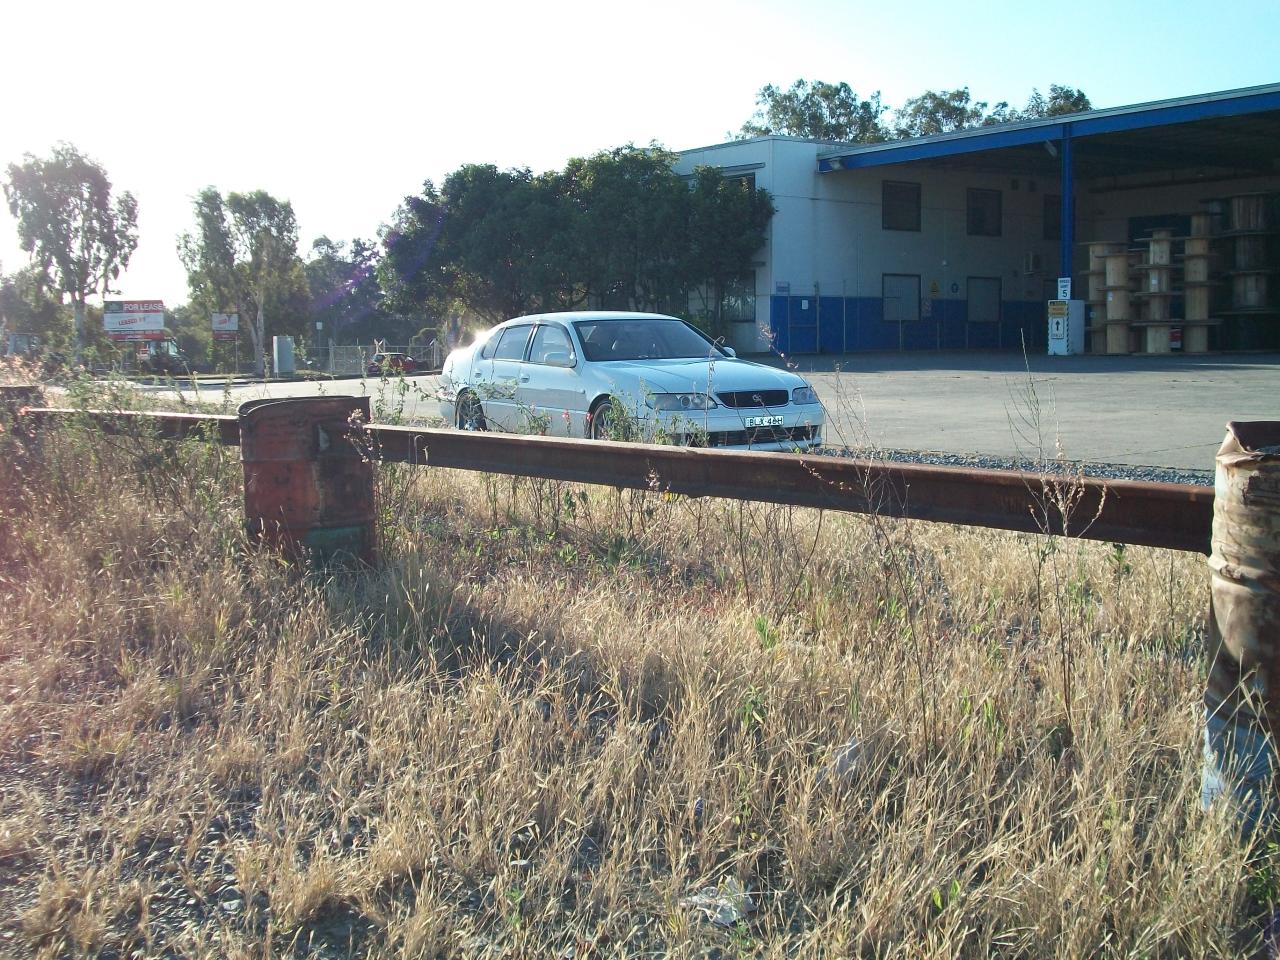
(179, 189), (307, 378)
(4, 143), (138, 359)
(305, 236), (392, 343)
(739, 80), (889, 143)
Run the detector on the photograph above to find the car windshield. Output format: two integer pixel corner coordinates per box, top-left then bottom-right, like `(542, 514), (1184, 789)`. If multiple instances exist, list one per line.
(572, 318), (721, 362)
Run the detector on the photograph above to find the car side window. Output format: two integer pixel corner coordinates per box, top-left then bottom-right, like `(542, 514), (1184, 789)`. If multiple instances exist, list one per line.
(493, 325), (533, 361)
(528, 325), (575, 366)
(480, 337), (498, 360)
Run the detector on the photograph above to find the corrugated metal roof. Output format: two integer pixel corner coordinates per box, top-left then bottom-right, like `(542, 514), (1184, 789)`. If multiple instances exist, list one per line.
(817, 82), (1280, 174)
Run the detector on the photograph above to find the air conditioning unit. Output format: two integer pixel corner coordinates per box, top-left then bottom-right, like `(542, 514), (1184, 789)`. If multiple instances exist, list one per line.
(1023, 251), (1043, 275)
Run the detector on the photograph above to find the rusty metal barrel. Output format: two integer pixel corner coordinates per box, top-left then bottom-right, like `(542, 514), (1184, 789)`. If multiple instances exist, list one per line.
(1203, 421), (1280, 828)
(238, 396), (377, 564)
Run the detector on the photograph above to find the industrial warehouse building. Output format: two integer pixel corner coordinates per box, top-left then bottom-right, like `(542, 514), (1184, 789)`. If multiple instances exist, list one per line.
(673, 83), (1280, 357)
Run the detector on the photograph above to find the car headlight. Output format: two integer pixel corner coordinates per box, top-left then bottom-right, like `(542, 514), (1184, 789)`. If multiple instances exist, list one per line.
(792, 385), (820, 404)
(647, 393), (719, 411)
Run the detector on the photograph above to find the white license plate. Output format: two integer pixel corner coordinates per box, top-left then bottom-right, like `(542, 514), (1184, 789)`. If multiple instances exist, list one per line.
(744, 415), (784, 428)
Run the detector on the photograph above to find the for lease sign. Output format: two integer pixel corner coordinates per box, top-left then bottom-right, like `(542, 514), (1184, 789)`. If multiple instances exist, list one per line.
(104, 300), (165, 341)
(211, 312), (239, 341)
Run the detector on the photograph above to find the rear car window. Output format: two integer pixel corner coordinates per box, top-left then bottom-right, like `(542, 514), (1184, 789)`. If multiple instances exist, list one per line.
(494, 325), (534, 361)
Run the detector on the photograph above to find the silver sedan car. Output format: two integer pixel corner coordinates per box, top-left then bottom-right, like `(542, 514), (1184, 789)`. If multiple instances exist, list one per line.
(438, 311), (824, 451)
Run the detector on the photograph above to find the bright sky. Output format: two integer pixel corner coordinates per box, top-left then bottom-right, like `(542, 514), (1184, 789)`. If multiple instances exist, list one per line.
(2, 0), (1278, 308)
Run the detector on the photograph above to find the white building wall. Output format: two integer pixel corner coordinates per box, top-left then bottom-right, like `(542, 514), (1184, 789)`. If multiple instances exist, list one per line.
(678, 138), (1067, 351)
(678, 136), (1280, 353)
(677, 138), (832, 352)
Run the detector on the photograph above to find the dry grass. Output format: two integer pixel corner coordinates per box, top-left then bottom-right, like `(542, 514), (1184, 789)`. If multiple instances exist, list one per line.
(0, 401), (1270, 958)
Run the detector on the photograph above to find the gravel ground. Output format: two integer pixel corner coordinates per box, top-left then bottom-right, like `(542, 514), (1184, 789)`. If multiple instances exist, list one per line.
(822, 446), (1214, 487)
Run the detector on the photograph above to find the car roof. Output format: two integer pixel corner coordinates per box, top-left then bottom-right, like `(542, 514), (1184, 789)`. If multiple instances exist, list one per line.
(501, 311), (682, 325)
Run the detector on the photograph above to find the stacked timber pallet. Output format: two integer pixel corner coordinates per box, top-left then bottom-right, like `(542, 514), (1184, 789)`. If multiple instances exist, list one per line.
(1180, 211), (1220, 354)
(1132, 228), (1179, 353)
(1218, 193), (1279, 349)
(1084, 240), (1126, 354)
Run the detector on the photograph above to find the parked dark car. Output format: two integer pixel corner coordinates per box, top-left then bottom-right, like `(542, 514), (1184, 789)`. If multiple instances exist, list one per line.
(139, 350), (192, 376)
(367, 352), (418, 376)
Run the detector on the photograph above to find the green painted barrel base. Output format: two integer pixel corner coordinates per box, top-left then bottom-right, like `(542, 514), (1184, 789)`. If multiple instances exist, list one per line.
(302, 524), (375, 561)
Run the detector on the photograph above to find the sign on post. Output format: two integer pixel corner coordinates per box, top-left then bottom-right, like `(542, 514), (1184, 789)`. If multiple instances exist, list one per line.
(212, 312), (239, 342)
(103, 300), (165, 341)
(1057, 277), (1072, 299)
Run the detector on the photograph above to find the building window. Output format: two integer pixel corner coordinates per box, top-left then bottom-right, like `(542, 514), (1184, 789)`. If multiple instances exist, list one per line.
(882, 181), (921, 232)
(967, 188), (1002, 237)
(722, 272), (756, 322)
(1044, 194), (1061, 241)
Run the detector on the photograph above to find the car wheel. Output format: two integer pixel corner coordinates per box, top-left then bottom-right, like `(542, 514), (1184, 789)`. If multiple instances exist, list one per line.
(456, 391), (487, 431)
(589, 398), (631, 441)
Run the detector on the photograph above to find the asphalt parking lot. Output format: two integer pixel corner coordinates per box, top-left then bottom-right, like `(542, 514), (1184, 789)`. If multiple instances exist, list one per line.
(138, 351), (1279, 471)
(792, 352), (1279, 471)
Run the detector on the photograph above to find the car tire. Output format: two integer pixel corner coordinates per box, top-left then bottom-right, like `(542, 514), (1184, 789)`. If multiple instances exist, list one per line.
(456, 391), (487, 431)
(589, 397), (631, 441)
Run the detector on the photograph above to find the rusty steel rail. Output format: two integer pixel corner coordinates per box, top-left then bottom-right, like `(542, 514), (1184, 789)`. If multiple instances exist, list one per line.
(22, 407), (242, 446)
(21, 406), (1214, 554)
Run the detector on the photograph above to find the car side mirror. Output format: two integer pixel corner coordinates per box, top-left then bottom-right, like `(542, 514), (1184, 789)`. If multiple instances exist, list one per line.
(721, 346), (737, 358)
(544, 351), (574, 367)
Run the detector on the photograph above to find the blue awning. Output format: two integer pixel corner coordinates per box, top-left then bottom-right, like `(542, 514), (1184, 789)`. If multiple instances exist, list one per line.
(817, 83), (1280, 173)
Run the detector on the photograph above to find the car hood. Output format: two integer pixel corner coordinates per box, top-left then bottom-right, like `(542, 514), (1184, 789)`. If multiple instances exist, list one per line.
(597, 358), (805, 396)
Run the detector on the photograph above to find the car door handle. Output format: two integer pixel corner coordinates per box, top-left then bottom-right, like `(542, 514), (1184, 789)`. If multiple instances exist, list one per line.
(519, 375), (530, 382)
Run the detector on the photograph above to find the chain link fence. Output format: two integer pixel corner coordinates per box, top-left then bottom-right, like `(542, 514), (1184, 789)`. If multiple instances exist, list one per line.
(327, 340), (444, 375)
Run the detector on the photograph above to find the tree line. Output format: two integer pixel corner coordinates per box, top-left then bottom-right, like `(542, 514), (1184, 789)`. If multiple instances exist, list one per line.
(3, 145), (772, 377)
(3, 79), (1091, 375)
(738, 81), (1090, 142)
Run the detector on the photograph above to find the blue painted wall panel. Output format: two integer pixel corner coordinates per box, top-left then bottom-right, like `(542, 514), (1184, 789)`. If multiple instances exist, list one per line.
(773, 295), (1049, 354)
(818, 297), (845, 353)
(852, 298), (898, 351)
(769, 296), (789, 355)
(788, 296), (818, 354)
(966, 319), (1001, 349)
(1000, 301), (1047, 354)
(937, 299), (967, 350)
(902, 319), (936, 351)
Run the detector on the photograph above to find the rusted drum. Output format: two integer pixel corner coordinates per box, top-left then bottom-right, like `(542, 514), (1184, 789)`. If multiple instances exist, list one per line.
(239, 396), (376, 564)
(1203, 421), (1280, 828)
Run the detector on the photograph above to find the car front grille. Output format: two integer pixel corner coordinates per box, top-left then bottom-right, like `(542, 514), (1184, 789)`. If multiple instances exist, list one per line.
(716, 389), (790, 408)
(687, 425), (819, 448)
